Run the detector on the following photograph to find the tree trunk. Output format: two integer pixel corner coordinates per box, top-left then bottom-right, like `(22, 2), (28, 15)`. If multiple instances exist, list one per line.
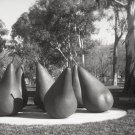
(78, 34), (85, 67)
(81, 39), (85, 67)
(113, 43), (118, 86)
(123, 2), (135, 94)
(82, 53), (85, 66)
(113, 11), (119, 86)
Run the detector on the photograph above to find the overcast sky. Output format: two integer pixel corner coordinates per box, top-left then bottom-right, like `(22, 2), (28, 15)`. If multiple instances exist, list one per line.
(0, 0), (36, 31)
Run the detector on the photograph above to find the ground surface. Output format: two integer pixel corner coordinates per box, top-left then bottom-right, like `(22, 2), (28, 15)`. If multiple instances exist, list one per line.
(0, 84), (135, 135)
(0, 106), (126, 125)
(0, 101), (134, 135)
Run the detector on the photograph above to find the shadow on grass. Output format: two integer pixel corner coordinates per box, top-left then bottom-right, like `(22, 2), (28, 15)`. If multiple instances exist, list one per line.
(113, 101), (135, 111)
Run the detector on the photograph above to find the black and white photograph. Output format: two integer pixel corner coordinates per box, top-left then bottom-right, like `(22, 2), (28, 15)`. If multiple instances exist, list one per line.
(0, 0), (134, 134)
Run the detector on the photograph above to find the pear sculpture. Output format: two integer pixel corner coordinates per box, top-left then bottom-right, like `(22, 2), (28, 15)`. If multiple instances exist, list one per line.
(78, 66), (114, 112)
(72, 65), (84, 108)
(0, 63), (23, 116)
(44, 67), (77, 119)
(16, 64), (28, 108)
(34, 62), (55, 111)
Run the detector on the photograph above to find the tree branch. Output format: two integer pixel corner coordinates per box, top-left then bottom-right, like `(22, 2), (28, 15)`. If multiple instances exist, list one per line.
(118, 22), (126, 40)
(0, 50), (9, 61)
(11, 54), (16, 63)
(55, 46), (68, 62)
(113, 0), (128, 7)
(123, 26), (135, 44)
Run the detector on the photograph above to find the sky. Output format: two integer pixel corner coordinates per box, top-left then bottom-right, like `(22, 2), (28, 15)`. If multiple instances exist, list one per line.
(91, 19), (115, 45)
(0, 0), (36, 33)
(0, 0), (118, 44)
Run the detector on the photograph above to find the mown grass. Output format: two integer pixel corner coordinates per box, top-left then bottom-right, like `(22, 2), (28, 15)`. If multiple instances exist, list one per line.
(0, 102), (135, 135)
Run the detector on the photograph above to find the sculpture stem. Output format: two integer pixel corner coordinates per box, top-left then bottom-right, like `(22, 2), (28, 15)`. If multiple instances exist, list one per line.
(11, 55), (16, 64)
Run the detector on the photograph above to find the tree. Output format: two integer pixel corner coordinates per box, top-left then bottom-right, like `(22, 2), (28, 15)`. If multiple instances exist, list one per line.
(11, 0), (100, 71)
(110, 6), (126, 86)
(123, 0), (135, 94)
(0, 20), (8, 52)
(11, 12), (31, 42)
(96, 0), (135, 93)
(12, 2), (66, 69)
(117, 42), (126, 78)
(11, 40), (41, 84)
(94, 1), (126, 86)
(85, 44), (112, 80)
(41, 0), (100, 68)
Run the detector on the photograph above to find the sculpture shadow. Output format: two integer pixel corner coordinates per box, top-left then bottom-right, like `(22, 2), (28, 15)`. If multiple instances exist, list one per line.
(75, 108), (89, 113)
(76, 108), (117, 113)
(0, 98), (23, 117)
(10, 98), (23, 115)
(11, 106), (51, 119)
(21, 73), (28, 107)
(10, 107), (96, 119)
(6, 106), (115, 119)
(14, 112), (51, 119)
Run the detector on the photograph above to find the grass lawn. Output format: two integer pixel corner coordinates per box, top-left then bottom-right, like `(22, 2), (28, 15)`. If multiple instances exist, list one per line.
(0, 101), (135, 135)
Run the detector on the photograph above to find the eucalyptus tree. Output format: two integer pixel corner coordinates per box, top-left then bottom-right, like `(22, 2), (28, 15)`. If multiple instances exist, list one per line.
(0, 19), (8, 52)
(86, 45), (112, 79)
(12, 1), (65, 69)
(42, 0), (100, 67)
(123, 0), (135, 94)
(117, 42), (126, 78)
(111, 0), (135, 93)
(96, 0), (135, 93)
(112, 6), (126, 86)
(12, 0), (100, 70)
(107, 6), (126, 86)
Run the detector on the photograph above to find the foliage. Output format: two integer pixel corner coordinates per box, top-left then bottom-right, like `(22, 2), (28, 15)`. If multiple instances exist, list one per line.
(11, 12), (31, 42)
(85, 41), (126, 79)
(10, 40), (40, 84)
(85, 44), (112, 77)
(44, 0), (101, 67)
(0, 20), (8, 36)
(0, 50), (21, 80)
(10, 0), (128, 84)
(11, 0), (102, 72)
(0, 20), (8, 53)
(99, 0), (135, 93)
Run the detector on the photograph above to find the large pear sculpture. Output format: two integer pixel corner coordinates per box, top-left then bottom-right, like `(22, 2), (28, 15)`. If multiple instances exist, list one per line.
(0, 63), (23, 116)
(44, 67), (77, 119)
(72, 65), (84, 108)
(16, 64), (28, 108)
(78, 66), (113, 112)
(34, 62), (55, 111)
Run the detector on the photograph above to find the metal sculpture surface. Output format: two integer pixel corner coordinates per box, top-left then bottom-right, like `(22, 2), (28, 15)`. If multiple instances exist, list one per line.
(0, 63), (23, 116)
(16, 64), (28, 108)
(34, 62), (55, 111)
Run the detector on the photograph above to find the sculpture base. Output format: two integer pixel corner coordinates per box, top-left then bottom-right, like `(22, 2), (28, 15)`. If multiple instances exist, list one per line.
(0, 106), (127, 125)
